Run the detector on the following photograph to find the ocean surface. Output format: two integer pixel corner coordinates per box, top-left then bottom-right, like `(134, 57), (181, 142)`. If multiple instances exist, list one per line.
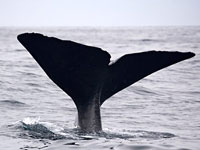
(0, 26), (199, 150)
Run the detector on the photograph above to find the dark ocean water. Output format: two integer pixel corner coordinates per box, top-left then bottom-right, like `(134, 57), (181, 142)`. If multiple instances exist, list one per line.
(0, 27), (199, 150)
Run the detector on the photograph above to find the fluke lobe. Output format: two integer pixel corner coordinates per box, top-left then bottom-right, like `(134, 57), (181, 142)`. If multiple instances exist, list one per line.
(17, 33), (195, 132)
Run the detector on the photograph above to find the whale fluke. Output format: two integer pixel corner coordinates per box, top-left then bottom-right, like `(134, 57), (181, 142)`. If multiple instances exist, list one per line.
(17, 33), (195, 132)
(101, 51), (195, 104)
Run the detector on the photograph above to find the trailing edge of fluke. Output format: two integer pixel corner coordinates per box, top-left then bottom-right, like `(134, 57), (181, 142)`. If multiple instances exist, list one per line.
(17, 33), (195, 132)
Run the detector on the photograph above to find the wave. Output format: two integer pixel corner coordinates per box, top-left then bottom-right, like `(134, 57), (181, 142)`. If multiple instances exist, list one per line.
(127, 86), (160, 96)
(3, 117), (177, 150)
(15, 49), (25, 52)
(140, 39), (159, 42)
(0, 100), (27, 106)
(18, 117), (65, 140)
(10, 117), (175, 141)
(130, 38), (163, 43)
(101, 129), (175, 140)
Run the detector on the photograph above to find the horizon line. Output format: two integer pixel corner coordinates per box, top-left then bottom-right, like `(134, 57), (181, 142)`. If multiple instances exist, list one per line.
(0, 25), (200, 28)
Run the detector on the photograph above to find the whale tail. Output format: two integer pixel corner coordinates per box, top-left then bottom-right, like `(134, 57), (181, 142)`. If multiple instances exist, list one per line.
(17, 33), (195, 132)
(100, 51), (195, 104)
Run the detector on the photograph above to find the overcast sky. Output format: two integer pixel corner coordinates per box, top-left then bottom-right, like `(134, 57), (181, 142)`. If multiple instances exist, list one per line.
(0, 0), (199, 26)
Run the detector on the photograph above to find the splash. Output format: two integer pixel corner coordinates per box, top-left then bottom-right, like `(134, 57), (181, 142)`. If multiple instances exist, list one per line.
(22, 117), (40, 125)
(20, 117), (65, 140)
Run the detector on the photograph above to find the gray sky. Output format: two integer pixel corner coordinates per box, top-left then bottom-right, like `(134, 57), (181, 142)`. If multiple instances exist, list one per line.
(0, 0), (199, 26)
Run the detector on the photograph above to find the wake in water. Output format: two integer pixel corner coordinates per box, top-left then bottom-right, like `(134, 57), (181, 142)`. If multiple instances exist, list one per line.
(3, 117), (176, 150)
(8, 117), (176, 140)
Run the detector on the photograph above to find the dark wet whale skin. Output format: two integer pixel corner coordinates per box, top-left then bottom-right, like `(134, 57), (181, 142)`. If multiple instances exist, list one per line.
(17, 33), (195, 132)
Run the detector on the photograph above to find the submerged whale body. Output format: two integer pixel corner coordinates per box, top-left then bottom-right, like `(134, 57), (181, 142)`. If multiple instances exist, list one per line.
(17, 33), (195, 132)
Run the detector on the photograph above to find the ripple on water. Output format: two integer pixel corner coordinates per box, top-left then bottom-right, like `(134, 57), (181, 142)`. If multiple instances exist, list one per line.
(4, 117), (179, 150)
(18, 118), (66, 140)
(11, 117), (176, 140)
